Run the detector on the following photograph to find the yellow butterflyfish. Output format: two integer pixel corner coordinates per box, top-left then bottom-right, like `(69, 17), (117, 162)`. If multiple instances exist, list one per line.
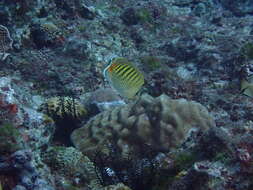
(103, 57), (144, 99)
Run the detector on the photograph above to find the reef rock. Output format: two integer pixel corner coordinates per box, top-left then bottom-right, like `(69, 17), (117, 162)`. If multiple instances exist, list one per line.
(219, 0), (253, 16)
(104, 183), (132, 190)
(71, 94), (215, 157)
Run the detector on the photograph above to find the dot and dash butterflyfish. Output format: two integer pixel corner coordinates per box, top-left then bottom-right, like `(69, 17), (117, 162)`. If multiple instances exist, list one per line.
(103, 57), (144, 99)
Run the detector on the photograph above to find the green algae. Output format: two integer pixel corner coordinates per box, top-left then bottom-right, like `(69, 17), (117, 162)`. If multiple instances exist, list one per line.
(137, 8), (152, 23)
(213, 152), (232, 164)
(0, 123), (23, 154)
(173, 151), (197, 171)
(241, 42), (253, 59)
(140, 56), (161, 70)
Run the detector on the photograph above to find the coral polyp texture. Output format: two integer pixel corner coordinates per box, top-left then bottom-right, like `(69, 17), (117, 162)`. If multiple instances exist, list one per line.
(39, 96), (88, 145)
(42, 146), (99, 188)
(71, 94), (215, 157)
(39, 96), (87, 120)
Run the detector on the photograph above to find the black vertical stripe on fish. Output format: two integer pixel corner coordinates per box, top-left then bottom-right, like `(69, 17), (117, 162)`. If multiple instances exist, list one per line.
(116, 64), (131, 76)
(121, 67), (136, 81)
(114, 64), (125, 74)
(127, 70), (139, 83)
(131, 74), (142, 86)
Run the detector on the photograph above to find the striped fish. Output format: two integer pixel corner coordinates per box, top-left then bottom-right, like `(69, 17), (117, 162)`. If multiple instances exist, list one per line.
(103, 57), (144, 99)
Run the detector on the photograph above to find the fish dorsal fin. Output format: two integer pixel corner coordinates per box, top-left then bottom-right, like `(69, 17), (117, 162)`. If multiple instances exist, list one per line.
(112, 57), (136, 67)
(103, 57), (131, 78)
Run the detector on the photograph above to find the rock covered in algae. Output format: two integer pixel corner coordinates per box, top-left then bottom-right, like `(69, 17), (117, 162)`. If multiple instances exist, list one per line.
(104, 183), (132, 190)
(0, 123), (23, 155)
(71, 94), (215, 157)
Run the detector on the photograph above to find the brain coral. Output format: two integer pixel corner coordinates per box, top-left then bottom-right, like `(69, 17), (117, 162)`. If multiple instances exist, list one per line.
(71, 94), (215, 157)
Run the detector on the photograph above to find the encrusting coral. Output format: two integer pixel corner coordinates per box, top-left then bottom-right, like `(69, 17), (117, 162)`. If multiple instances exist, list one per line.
(71, 94), (215, 157)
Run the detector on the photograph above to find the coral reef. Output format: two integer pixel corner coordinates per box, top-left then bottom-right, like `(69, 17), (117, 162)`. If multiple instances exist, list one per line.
(0, 77), (54, 149)
(0, 0), (253, 189)
(0, 123), (23, 155)
(71, 93), (215, 157)
(0, 150), (54, 190)
(0, 77), (55, 189)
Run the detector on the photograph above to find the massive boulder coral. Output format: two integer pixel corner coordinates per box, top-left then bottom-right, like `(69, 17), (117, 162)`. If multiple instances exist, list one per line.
(71, 94), (215, 157)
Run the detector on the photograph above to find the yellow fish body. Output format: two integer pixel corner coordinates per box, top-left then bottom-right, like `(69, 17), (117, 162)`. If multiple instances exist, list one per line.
(103, 57), (144, 99)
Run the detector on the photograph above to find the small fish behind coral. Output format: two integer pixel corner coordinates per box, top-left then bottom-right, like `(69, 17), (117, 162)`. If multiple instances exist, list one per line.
(103, 57), (144, 99)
